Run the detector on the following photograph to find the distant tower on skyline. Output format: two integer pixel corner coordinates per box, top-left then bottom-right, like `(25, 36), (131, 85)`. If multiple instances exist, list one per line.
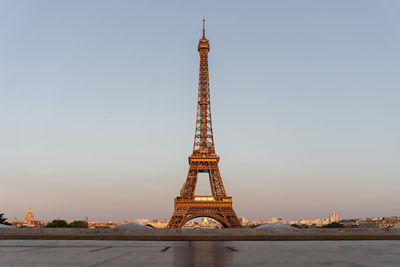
(167, 20), (241, 228)
(329, 213), (340, 223)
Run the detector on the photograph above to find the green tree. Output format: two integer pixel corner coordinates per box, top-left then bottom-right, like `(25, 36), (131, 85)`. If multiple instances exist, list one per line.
(46, 219), (69, 228)
(322, 222), (344, 228)
(69, 221), (88, 228)
(0, 213), (11, 226)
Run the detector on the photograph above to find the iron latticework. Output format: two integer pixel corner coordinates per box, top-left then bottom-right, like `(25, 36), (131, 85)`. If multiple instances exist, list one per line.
(167, 20), (241, 228)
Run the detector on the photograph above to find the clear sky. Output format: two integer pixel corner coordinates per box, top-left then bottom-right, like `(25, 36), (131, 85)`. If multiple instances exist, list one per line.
(1, 0), (399, 222)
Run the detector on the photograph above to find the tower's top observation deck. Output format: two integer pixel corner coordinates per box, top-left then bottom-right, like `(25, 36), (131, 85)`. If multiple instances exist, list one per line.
(198, 19), (210, 52)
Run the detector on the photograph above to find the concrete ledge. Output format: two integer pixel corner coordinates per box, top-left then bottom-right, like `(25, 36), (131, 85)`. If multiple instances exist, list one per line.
(1, 229), (400, 241)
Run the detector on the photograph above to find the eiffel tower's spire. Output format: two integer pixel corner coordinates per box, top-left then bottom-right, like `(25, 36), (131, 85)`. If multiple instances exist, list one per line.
(202, 18), (206, 38)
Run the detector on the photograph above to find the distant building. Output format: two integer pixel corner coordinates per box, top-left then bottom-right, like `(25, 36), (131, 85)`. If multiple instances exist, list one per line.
(340, 219), (358, 228)
(10, 208), (47, 227)
(277, 218), (286, 224)
(88, 219), (130, 228)
(240, 217), (248, 225)
(269, 218), (278, 223)
(24, 209), (35, 226)
(329, 213), (340, 223)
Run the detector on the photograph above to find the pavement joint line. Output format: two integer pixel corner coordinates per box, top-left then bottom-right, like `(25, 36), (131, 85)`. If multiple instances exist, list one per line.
(225, 246), (239, 252)
(89, 246), (112, 253)
(18, 247), (52, 253)
(160, 246), (170, 252)
(0, 245), (167, 248)
(88, 251), (131, 267)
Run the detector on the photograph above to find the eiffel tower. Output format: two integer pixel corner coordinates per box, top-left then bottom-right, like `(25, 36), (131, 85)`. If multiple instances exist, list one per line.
(167, 20), (241, 228)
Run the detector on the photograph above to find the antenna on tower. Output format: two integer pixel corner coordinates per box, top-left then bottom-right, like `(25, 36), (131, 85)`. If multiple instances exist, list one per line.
(202, 18), (206, 38)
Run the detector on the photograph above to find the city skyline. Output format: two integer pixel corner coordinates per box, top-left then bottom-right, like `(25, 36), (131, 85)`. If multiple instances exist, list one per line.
(1, 1), (400, 221)
(0, 207), (349, 223)
(9, 208), (400, 231)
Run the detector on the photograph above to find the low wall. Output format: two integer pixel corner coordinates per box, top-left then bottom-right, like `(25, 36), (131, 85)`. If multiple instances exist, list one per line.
(1, 228), (400, 241)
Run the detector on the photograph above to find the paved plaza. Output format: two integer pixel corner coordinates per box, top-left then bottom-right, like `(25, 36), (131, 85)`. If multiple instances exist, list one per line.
(1, 240), (400, 266)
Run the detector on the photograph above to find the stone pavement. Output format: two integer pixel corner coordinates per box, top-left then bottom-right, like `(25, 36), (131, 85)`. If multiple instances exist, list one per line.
(1, 240), (400, 266)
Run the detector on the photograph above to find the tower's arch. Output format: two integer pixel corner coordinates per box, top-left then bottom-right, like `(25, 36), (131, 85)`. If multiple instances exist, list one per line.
(179, 213), (229, 228)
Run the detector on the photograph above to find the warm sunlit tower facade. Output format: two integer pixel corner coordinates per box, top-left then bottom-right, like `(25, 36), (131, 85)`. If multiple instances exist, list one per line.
(167, 21), (241, 228)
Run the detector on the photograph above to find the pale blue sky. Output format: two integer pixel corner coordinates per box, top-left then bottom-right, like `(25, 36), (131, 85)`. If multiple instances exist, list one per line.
(1, 0), (399, 221)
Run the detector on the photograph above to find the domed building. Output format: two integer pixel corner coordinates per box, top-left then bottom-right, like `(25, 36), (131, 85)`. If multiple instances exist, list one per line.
(24, 208), (35, 226)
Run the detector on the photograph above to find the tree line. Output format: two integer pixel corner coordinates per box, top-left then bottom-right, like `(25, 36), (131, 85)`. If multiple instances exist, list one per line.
(0, 213), (88, 228)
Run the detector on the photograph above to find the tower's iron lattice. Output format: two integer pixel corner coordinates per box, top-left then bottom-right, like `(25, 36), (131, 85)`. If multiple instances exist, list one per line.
(167, 20), (241, 228)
